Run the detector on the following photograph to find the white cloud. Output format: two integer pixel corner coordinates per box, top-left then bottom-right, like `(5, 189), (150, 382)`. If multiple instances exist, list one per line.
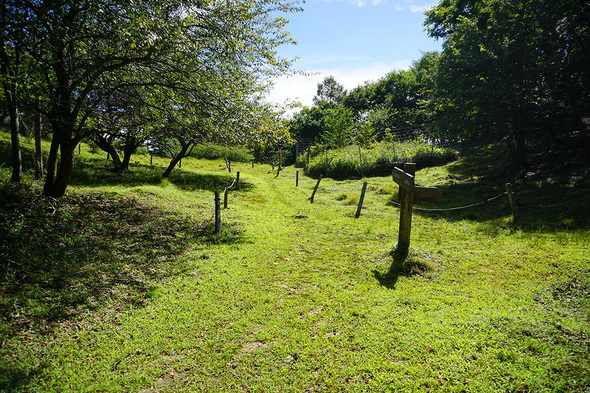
(409, 4), (435, 12)
(266, 61), (412, 110)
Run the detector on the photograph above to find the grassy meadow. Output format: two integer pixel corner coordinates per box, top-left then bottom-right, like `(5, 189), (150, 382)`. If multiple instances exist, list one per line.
(1, 131), (589, 392)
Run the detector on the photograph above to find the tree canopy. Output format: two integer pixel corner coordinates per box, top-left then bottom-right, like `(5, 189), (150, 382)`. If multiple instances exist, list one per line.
(1, 0), (302, 196)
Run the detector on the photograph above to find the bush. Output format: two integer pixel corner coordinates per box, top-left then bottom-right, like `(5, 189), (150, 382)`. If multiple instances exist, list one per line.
(302, 140), (458, 179)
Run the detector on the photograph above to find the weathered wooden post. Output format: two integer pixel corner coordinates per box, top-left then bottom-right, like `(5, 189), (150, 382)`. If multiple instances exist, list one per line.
(391, 163), (441, 257)
(395, 163), (416, 255)
(505, 183), (520, 224)
(355, 181), (368, 218)
(296, 171), (299, 187)
(227, 159), (232, 173)
(223, 186), (229, 209)
(214, 191), (221, 235)
(150, 155), (153, 165)
(235, 172), (240, 190)
(309, 175), (323, 204)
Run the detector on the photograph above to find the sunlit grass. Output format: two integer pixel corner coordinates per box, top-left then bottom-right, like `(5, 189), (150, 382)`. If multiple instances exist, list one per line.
(1, 133), (589, 392)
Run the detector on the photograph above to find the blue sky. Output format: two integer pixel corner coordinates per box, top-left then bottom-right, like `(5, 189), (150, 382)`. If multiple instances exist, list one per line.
(267, 0), (441, 109)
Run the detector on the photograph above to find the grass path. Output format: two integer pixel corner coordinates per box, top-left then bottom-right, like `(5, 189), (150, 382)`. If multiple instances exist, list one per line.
(7, 159), (590, 392)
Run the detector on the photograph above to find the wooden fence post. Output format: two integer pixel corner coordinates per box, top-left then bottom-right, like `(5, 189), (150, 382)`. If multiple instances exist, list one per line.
(236, 172), (240, 190)
(505, 183), (520, 224)
(150, 155), (153, 165)
(355, 181), (368, 218)
(296, 171), (299, 187)
(214, 191), (221, 235)
(309, 175), (323, 204)
(397, 163), (416, 255)
(223, 186), (229, 209)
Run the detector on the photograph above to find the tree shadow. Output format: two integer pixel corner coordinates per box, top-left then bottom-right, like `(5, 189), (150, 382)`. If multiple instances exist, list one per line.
(0, 181), (244, 391)
(168, 170), (254, 193)
(373, 248), (433, 290)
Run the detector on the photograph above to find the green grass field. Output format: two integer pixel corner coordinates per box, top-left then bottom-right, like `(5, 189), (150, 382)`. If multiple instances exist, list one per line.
(1, 132), (589, 392)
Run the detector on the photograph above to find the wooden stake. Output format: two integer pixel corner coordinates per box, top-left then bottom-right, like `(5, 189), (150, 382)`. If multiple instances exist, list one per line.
(397, 163), (416, 254)
(223, 186), (229, 209)
(309, 175), (322, 204)
(505, 183), (520, 224)
(296, 171), (299, 187)
(236, 172), (240, 190)
(355, 181), (368, 218)
(214, 191), (221, 235)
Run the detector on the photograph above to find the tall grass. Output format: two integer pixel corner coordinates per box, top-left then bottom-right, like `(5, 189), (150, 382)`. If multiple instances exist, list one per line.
(298, 140), (458, 179)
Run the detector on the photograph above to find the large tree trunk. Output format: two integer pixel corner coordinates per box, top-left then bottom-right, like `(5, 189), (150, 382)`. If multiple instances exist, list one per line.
(43, 121), (78, 198)
(120, 136), (140, 171)
(34, 99), (43, 180)
(92, 134), (122, 171)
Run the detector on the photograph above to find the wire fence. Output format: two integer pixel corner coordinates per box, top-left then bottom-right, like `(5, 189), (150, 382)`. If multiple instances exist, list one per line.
(274, 164), (512, 215)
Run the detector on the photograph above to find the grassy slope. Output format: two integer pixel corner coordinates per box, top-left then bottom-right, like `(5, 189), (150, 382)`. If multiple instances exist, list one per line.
(1, 133), (589, 392)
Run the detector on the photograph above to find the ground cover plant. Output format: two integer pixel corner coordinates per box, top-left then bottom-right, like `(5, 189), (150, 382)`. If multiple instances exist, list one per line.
(1, 132), (589, 392)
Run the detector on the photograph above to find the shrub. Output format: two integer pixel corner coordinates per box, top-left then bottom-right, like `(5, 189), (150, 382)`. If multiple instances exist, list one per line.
(304, 140), (458, 179)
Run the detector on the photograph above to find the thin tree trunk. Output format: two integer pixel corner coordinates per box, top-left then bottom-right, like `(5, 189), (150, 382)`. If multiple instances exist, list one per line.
(34, 100), (43, 180)
(163, 142), (192, 178)
(8, 98), (21, 182)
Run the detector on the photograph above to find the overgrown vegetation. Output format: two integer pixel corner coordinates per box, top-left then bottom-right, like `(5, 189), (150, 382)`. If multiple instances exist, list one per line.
(299, 139), (458, 179)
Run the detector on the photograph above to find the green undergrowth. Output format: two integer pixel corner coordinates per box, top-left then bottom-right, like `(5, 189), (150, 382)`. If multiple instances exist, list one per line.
(1, 135), (589, 392)
(299, 140), (459, 179)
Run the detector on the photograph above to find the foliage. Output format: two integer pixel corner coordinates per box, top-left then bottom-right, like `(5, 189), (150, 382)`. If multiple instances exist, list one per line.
(1, 0), (303, 197)
(424, 0), (590, 165)
(301, 139), (458, 179)
(190, 144), (254, 163)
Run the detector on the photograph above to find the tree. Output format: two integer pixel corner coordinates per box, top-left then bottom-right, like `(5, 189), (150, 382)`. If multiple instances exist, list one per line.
(425, 0), (590, 166)
(0, 1), (24, 182)
(3, 0), (302, 197)
(313, 76), (346, 106)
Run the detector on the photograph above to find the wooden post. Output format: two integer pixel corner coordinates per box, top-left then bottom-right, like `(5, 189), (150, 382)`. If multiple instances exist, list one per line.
(223, 186), (229, 209)
(505, 183), (520, 224)
(150, 155), (153, 165)
(296, 171), (299, 187)
(391, 163), (441, 258)
(355, 181), (368, 218)
(236, 172), (240, 190)
(397, 163), (416, 255)
(214, 191), (221, 235)
(309, 175), (323, 204)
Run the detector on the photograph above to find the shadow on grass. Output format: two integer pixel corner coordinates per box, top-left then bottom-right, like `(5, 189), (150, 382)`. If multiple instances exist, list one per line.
(411, 143), (590, 232)
(0, 180), (244, 391)
(373, 248), (433, 290)
(69, 159), (254, 193)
